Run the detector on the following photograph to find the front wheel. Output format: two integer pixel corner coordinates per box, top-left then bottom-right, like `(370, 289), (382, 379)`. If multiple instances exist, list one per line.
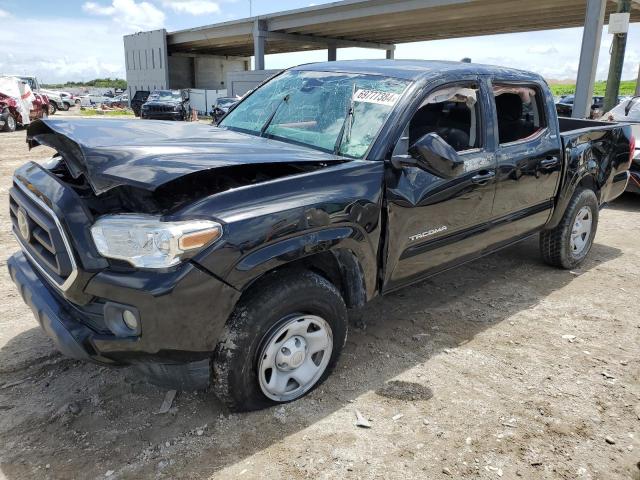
(212, 270), (348, 411)
(540, 188), (599, 269)
(61, 102), (70, 111)
(1, 111), (16, 132)
(48, 102), (57, 115)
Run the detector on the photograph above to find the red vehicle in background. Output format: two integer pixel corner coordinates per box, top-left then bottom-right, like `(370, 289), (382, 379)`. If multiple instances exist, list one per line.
(0, 77), (49, 132)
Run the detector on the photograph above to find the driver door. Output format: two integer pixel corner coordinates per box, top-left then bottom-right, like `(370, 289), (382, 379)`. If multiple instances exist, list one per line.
(383, 79), (498, 291)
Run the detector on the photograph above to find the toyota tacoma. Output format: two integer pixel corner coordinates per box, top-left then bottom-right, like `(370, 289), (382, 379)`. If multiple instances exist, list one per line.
(7, 61), (634, 411)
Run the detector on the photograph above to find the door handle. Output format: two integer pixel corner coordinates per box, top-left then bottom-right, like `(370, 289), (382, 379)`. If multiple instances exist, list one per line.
(471, 170), (496, 185)
(540, 156), (559, 169)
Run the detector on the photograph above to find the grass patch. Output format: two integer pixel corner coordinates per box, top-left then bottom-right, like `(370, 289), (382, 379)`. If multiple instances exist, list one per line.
(79, 109), (134, 117)
(549, 80), (637, 97)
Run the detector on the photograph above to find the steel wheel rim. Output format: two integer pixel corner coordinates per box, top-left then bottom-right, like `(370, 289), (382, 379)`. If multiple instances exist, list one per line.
(7, 115), (15, 130)
(570, 206), (592, 256)
(258, 314), (333, 402)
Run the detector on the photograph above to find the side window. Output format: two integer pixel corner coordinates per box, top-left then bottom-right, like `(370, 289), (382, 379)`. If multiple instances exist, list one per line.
(404, 84), (481, 153)
(493, 84), (546, 144)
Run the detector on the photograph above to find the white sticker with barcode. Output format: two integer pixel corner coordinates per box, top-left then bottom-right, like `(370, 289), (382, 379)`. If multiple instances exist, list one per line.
(352, 89), (400, 106)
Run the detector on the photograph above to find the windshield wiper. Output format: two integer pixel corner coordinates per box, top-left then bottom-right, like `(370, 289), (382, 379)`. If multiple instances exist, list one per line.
(260, 94), (290, 137)
(333, 84), (356, 155)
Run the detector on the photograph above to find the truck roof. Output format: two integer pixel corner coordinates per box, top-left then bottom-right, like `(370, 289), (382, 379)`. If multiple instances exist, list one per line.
(293, 59), (543, 82)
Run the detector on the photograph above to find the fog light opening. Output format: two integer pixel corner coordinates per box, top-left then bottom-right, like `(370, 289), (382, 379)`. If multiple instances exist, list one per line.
(122, 310), (138, 331)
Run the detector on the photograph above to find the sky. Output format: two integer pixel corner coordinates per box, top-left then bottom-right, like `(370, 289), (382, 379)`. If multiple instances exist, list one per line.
(0, 0), (638, 84)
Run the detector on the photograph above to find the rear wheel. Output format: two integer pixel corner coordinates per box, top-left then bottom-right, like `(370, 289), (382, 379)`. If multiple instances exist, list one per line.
(212, 270), (348, 412)
(61, 102), (70, 111)
(540, 188), (599, 269)
(48, 102), (57, 115)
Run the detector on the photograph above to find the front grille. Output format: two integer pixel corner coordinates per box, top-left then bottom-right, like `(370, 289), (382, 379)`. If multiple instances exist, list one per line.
(9, 180), (77, 290)
(146, 104), (176, 113)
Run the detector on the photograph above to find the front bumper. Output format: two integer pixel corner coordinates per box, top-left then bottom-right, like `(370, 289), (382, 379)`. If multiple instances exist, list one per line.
(8, 251), (110, 363)
(141, 111), (184, 121)
(8, 249), (241, 387)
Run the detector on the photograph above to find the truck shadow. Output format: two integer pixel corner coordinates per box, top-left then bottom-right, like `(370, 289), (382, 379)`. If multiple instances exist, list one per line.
(0, 237), (622, 479)
(604, 192), (640, 212)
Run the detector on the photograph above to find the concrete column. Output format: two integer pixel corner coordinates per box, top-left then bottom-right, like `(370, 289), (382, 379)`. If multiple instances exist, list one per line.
(328, 44), (337, 61)
(573, 0), (606, 118)
(603, 0), (631, 112)
(253, 20), (266, 70)
(386, 47), (395, 60)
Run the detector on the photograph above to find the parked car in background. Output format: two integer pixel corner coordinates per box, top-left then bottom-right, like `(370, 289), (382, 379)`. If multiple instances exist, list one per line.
(556, 94), (621, 119)
(140, 89), (189, 120)
(130, 90), (150, 117)
(4, 75), (60, 115)
(211, 96), (239, 123)
(0, 76), (49, 131)
(9, 61), (634, 412)
(103, 94), (129, 108)
(42, 88), (70, 112)
(601, 96), (640, 193)
(58, 92), (79, 108)
(78, 93), (110, 107)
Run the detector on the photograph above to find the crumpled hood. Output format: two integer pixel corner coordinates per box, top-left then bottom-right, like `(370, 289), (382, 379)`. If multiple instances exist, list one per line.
(27, 118), (345, 194)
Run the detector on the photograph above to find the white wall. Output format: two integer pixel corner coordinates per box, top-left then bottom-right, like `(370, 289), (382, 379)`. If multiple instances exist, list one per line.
(226, 69), (281, 97)
(124, 29), (169, 97)
(188, 88), (228, 115)
(194, 56), (249, 90)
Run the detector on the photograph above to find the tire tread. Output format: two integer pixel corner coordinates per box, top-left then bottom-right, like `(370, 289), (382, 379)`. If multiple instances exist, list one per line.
(212, 269), (347, 411)
(540, 188), (598, 269)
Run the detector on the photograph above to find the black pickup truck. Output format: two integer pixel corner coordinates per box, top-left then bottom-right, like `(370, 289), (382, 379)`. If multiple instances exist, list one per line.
(8, 61), (634, 411)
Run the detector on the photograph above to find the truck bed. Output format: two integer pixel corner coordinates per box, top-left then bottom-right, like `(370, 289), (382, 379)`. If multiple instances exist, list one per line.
(557, 116), (616, 133)
(555, 116), (632, 208)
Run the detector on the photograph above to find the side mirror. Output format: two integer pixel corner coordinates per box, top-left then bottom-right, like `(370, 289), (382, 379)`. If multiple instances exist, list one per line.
(392, 133), (463, 179)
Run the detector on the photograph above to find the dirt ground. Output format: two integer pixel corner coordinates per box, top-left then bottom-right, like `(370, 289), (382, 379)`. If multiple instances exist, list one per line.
(0, 123), (638, 480)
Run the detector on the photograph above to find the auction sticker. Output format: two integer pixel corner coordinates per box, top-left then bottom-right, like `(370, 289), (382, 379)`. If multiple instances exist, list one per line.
(353, 89), (400, 106)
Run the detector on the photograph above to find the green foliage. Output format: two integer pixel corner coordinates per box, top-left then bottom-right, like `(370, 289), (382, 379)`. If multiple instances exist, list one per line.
(550, 80), (637, 97)
(42, 78), (127, 90)
(79, 108), (134, 117)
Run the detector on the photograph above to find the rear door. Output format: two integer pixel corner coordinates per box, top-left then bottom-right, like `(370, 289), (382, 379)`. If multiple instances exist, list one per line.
(383, 78), (498, 291)
(488, 80), (562, 235)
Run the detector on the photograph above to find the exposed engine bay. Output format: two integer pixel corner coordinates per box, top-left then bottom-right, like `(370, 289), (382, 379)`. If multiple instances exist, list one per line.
(47, 155), (330, 215)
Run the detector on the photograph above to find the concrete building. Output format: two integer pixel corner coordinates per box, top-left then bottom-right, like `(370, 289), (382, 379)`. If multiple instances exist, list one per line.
(124, 0), (640, 117)
(123, 29), (250, 97)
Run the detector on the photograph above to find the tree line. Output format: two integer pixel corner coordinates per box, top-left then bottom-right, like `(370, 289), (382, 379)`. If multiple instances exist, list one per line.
(41, 78), (127, 89)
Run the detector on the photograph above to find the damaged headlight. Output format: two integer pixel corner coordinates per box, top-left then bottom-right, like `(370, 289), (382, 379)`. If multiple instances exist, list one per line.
(90, 215), (222, 268)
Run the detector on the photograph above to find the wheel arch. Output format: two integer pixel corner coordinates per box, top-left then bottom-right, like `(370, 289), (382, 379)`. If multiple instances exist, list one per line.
(545, 170), (600, 230)
(228, 227), (377, 309)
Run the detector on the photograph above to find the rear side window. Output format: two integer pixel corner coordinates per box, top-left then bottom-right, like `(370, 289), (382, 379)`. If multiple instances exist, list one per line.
(493, 84), (546, 144)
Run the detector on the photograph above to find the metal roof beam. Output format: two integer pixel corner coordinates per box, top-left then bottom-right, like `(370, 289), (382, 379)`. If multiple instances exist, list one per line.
(168, 23), (253, 45)
(266, 0), (471, 31)
(264, 31), (394, 50)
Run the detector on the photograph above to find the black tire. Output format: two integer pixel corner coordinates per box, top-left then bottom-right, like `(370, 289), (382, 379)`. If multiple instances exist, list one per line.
(48, 102), (57, 115)
(212, 270), (348, 412)
(540, 188), (599, 269)
(61, 102), (70, 111)
(1, 110), (16, 132)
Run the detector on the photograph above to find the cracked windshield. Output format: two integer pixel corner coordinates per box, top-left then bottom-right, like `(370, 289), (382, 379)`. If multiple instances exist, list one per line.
(219, 70), (409, 158)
